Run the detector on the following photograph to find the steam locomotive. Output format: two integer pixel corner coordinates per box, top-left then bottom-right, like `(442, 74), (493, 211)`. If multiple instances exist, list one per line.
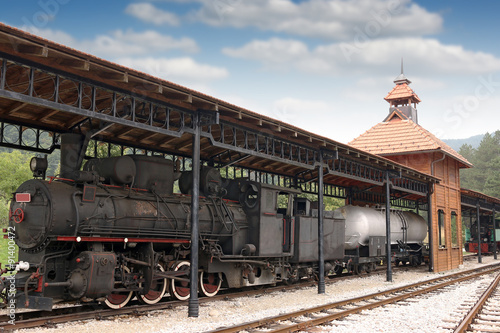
(464, 215), (500, 254)
(1, 133), (427, 310)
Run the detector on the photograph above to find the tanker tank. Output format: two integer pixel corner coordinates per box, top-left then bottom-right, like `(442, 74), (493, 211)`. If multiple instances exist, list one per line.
(336, 205), (427, 250)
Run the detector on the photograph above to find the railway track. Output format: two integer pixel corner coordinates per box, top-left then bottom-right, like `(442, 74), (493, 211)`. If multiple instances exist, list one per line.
(453, 270), (500, 332)
(208, 264), (500, 333)
(0, 263), (458, 332)
(0, 264), (393, 332)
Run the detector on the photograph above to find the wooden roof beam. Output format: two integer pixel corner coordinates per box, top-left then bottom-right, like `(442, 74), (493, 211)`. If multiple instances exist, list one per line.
(17, 44), (48, 57)
(7, 101), (28, 115)
(59, 58), (90, 71)
(101, 71), (128, 83)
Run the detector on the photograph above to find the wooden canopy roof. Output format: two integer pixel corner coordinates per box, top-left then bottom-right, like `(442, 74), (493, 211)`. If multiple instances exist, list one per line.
(0, 22), (438, 202)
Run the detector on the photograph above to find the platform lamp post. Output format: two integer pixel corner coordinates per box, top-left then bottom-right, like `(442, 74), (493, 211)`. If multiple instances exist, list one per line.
(189, 112), (201, 317)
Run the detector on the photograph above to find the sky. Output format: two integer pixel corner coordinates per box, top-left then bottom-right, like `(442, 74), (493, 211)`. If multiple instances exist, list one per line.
(1, 0), (500, 144)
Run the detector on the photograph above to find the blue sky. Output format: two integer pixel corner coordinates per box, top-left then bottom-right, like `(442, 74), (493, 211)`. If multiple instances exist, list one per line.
(1, 0), (500, 144)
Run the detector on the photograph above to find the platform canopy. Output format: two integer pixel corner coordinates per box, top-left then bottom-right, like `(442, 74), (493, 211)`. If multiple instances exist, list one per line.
(0, 23), (438, 205)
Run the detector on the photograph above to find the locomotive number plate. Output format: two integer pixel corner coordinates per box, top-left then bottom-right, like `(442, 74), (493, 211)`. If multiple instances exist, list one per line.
(15, 193), (31, 203)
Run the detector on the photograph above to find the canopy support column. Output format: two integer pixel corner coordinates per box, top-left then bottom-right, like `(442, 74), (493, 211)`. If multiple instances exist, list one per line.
(477, 200), (482, 264)
(493, 205), (497, 260)
(188, 112), (201, 317)
(385, 171), (392, 282)
(427, 184), (434, 272)
(317, 151), (325, 294)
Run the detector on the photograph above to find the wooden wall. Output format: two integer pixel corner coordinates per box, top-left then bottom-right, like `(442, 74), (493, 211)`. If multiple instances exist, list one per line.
(386, 152), (463, 272)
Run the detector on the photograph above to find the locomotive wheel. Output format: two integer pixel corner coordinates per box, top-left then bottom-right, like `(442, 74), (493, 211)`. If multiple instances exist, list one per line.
(168, 261), (191, 301)
(137, 264), (167, 305)
(104, 266), (133, 309)
(199, 271), (222, 297)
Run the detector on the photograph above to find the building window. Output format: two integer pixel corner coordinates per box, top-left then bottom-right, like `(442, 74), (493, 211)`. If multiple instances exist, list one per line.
(438, 210), (445, 248)
(451, 212), (458, 247)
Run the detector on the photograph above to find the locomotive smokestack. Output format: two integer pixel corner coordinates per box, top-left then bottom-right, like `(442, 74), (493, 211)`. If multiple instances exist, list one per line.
(60, 133), (87, 179)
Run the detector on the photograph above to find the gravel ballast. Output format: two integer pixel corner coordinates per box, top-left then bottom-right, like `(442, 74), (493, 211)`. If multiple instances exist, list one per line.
(13, 256), (499, 333)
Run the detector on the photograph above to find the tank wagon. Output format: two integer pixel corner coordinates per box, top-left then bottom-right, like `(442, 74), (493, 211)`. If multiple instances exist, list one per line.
(339, 205), (427, 273)
(0, 133), (427, 310)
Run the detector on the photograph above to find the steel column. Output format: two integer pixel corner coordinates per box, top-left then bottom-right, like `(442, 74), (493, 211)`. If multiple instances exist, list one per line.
(385, 171), (392, 282)
(493, 205), (497, 260)
(477, 200), (482, 264)
(427, 185), (434, 272)
(317, 152), (325, 294)
(188, 112), (201, 317)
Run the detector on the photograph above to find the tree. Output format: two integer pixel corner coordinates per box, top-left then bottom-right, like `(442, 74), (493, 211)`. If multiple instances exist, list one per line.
(459, 130), (500, 198)
(0, 150), (33, 226)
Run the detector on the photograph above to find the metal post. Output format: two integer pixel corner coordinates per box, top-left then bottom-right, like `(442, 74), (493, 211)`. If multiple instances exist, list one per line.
(385, 171), (392, 282)
(427, 184), (434, 272)
(317, 151), (325, 294)
(477, 200), (482, 264)
(188, 113), (200, 317)
(493, 205), (497, 260)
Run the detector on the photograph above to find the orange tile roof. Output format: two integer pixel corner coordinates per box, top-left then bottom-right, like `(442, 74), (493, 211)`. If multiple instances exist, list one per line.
(349, 111), (472, 168)
(384, 83), (421, 103)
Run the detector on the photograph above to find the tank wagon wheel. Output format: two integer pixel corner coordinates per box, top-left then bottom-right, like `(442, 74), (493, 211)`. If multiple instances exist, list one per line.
(333, 265), (343, 277)
(199, 271), (222, 297)
(137, 264), (167, 305)
(104, 266), (134, 309)
(168, 261), (191, 301)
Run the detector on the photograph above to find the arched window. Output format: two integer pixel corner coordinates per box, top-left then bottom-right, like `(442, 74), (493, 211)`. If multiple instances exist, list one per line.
(438, 210), (445, 248)
(451, 212), (458, 247)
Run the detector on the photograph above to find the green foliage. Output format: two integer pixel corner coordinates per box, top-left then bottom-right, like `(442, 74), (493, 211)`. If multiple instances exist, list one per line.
(0, 236), (18, 272)
(86, 141), (123, 159)
(297, 193), (345, 211)
(0, 150), (34, 226)
(459, 131), (500, 198)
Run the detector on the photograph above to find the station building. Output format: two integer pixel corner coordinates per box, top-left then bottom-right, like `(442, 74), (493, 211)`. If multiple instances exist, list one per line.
(350, 71), (473, 272)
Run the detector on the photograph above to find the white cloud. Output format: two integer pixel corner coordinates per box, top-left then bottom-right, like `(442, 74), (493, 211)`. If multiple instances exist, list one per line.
(190, 0), (442, 40)
(115, 57), (229, 90)
(125, 3), (180, 26)
(223, 37), (500, 76)
(22, 26), (198, 58)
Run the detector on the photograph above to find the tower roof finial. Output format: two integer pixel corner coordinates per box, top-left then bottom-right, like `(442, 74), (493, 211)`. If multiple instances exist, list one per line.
(394, 58), (411, 85)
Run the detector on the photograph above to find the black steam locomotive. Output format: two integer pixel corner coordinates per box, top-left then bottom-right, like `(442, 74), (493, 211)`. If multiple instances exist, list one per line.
(2, 134), (345, 310)
(1, 133), (427, 310)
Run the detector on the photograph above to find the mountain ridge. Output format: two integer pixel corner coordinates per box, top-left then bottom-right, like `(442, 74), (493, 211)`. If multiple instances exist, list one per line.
(443, 134), (484, 152)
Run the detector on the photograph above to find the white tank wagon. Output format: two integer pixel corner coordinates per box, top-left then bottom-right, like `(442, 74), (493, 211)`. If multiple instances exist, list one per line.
(338, 205), (427, 250)
(335, 205), (428, 270)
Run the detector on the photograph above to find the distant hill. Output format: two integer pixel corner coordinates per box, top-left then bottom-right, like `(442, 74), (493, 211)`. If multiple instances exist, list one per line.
(443, 134), (484, 152)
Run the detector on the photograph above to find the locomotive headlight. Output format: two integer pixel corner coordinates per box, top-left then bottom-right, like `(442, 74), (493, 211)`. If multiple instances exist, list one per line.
(30, 156), (48, 178)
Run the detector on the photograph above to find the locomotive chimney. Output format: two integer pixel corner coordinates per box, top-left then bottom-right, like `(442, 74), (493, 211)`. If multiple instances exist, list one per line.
(60, 133), (87, 179)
